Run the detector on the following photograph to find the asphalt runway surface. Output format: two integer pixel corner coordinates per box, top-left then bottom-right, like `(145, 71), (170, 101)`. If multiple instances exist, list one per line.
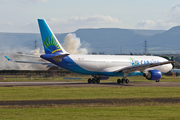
(1, 81), (180, 87)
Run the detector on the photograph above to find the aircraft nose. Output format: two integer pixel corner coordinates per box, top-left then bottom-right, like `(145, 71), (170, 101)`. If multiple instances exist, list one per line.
(168, 63), (173, 71)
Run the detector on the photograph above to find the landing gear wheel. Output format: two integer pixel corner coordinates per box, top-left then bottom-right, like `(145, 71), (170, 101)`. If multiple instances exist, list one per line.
(88, 78), (92, 84)
(92, 78), (96, 84)
(125, 79), (129, 84)
(96, 79), (100, 84)
(156, 80), (160, 82)
(122, 79), (125, 84)
(117, 79), (121, 84)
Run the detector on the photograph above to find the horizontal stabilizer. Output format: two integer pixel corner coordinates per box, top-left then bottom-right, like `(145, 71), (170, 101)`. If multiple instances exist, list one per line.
(40, 53), (69, 63)
(4, 56), (56, 66)
(50, 53), (69, 60)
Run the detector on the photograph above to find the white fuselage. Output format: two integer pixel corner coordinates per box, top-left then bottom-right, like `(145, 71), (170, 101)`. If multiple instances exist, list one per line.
(68, 55), (172, 73)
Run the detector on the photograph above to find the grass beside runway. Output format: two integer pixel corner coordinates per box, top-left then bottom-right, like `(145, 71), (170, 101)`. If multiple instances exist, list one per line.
(1, 77), (180, 119)
(1, 105), (180, 120)
(0, 86), (180, 100)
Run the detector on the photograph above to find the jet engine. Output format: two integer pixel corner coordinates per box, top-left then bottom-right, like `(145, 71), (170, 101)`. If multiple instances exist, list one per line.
(144, 69), (162, 80)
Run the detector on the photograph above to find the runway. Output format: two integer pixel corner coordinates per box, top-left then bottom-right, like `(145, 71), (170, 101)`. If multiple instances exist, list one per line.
(1, 81), (180, 87)
(0, 82), (71, 87)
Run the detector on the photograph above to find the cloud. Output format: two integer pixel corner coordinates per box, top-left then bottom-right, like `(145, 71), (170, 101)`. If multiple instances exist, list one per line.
(62, 33), (89, 54)
(171, 2), (180, 11)
(22, 20), (39, 32)
(136, 20), (176, 30)
(68, 15), (121, 24)
(6, 22), (13, 27)
(1, 15), (122, 33)
(0, 47), (46, 70)
(136, 3), (180, 30)
(45, 15), (122, 33)
(0, 0), (48, 4)
(47, 15), (122, 25)
(0, 0), (9, 3)
(168, 3), (180, 24)
(136, 20), (156, 29)
(0, 53), (47, 70)
(20, 0), (48, 3)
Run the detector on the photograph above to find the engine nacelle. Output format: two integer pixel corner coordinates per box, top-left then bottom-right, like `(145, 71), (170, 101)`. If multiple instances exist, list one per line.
(145, 69), (162, 80)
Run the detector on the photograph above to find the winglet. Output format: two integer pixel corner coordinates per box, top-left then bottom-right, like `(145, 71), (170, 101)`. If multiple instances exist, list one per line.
(5, 56), (13, 61)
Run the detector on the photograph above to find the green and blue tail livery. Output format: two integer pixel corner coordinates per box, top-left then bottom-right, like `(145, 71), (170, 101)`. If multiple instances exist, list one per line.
(38, 19), (67, 54)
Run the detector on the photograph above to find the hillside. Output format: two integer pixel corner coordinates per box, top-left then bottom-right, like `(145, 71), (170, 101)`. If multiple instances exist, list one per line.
(148, 26), (180, 54)
(0, 27), (180, 54)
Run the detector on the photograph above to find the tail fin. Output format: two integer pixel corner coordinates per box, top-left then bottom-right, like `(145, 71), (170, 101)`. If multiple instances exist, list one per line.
(38, 19), (68, 54)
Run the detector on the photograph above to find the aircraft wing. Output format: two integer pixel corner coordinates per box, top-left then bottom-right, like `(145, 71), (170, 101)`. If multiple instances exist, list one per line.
(4, 56), (56, 66)
(114, 61), (175, 73)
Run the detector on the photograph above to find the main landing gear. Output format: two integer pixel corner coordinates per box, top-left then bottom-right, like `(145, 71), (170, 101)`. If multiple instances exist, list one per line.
(88, 75), (100, 84)
(117, 73), (129, 84)
(117, 78), (129, 84)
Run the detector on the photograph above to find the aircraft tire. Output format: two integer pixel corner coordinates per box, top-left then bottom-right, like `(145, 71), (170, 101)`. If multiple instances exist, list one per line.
(88, 78), (92, 84)
(117, 79), (121, 84)
(126, 79), (129, 84)
(122, 79), (125, 84)
(92, 78), (96, 84)
(156, 80), (160, 82)
(96, 79), (100, 84)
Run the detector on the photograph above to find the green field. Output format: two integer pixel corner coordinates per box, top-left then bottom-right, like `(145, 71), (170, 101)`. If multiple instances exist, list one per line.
(1, 105), (180, 120)
(1, 76), (180, 119)
(0, 87), (180, 100)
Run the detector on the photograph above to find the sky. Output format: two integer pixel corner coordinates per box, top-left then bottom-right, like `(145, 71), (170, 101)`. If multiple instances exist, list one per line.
(0, 0), (180, 33)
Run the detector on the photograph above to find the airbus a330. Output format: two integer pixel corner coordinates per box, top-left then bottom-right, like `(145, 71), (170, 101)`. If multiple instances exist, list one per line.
(5, 19), (175, 84)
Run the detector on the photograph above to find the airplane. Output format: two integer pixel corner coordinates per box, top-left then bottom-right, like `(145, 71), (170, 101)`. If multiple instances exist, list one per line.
(5, 19), (175, 84)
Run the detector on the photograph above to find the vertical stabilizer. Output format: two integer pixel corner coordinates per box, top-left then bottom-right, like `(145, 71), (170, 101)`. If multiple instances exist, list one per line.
(38, 19), (68, 54)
